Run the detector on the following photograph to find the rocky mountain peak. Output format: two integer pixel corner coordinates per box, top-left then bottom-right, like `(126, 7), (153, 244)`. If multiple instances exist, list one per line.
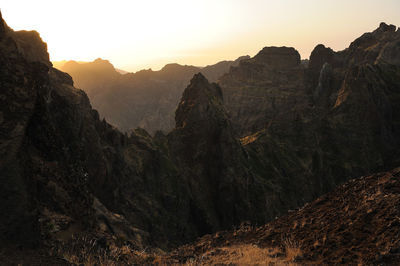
(65, 58), (116, 72)
(375, 22), (397, 33)
(11, 30), (50, 66)
(235, 55), (251, 62)
(252, 46), (300, 68)
(309, 44), (335, 72)
(169, 73), (261, 234)
(0, 11), (5, 37)
(175, 73), (223, 128)
(161, 63), (198, 73)
(345, 22), (400, 66)
(161, 63), (184, 71)
(93, 58), (115, 66)
(0, 11), (11, 38)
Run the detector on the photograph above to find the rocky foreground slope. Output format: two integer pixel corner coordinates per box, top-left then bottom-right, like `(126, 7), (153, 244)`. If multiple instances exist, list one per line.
(163, 167), (400, 265)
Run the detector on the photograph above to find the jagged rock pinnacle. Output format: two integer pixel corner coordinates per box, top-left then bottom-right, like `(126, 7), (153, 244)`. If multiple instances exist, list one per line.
(0, 10), (5, 38)
(175, 73), (224, 128)
(376, 22), (396, 33)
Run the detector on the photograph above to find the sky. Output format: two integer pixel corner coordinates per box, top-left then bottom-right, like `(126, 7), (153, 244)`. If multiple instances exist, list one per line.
(1, 0), (400, 72)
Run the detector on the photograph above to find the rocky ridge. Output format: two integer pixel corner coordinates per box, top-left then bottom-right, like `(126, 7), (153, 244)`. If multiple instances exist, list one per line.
(221, 22), (400, 205)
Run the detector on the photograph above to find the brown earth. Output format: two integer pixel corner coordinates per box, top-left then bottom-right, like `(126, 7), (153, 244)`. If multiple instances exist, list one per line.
(162, 167), (400, 265)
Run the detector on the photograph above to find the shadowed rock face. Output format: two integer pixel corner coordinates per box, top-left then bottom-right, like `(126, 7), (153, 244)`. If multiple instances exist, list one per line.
(219, 46), (307, 136)
(169, 73), (257, 233)
(308, 44), (335, 72)
(0, 13), (191, 248)
(229, 22), (400, 205)
(175, 73), (224, 128)
(253, 46), (300, 69)
(220, 23), (399, 140)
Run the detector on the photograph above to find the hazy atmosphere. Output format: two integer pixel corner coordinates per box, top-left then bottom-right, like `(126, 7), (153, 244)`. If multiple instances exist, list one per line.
(2, 0), (400, 264)
(2, 0), (399, 71)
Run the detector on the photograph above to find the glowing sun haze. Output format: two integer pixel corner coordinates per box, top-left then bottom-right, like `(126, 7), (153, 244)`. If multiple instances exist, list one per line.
(2, 0), (399, 71)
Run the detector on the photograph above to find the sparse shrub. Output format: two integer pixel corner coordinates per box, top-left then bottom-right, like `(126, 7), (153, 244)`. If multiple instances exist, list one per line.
(51, 234), (161, 265)
(282, 236), (303, 262)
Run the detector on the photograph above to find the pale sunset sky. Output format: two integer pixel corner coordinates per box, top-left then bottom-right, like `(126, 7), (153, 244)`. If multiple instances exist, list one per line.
(2, 0), (399, 71)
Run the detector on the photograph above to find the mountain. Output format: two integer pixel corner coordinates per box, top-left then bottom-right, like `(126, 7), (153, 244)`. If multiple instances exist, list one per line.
(219, 46), (306, 136)
(221, 23), (400, 141)
(54, 56), (249, 134)
(220, 22), (400, 200)
(168, 73), (271, 234)
(0, 12), (268, 257)
(1, 9), (400, 265)
(0, 12), (150, 248)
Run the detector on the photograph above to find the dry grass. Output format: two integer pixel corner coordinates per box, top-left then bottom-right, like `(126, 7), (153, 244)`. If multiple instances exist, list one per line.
(52, 233), (303, 265)
(179, 244), (300, 265)
(282, 237), (302, 262)
(51, 235), (157, 265)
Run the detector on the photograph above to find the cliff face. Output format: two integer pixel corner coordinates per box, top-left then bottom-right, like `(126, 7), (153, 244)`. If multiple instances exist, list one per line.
(219, 47), (307, 136)
(220, 24), (400, 140)
(0, 13), (49, 244)
(0, 14), (93, 244)
(308, 22), (400, 175)
(54, 56), (248, 134)
(231, 23), (400, 208)
(169, 73), (266, 234)
(0, 13), (189, 248)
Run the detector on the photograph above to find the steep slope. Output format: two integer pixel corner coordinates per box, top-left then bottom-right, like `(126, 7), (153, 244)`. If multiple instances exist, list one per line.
(54, 56), (248, 134)
(168, 73), (269, 235)
(0, 12), (199, 250)
(164, 167), (400, 265)
(0, 12), (155, 248)
(219, 47), (307, 136)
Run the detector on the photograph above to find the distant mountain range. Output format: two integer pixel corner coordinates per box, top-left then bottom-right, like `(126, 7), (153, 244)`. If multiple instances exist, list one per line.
(53, 56), (250, 134)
